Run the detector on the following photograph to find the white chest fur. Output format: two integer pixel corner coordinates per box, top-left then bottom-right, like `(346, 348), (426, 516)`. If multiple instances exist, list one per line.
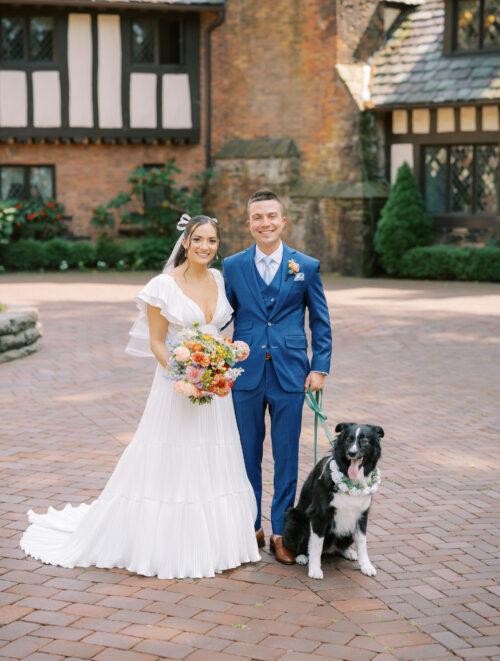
(330, 492), (372, 535)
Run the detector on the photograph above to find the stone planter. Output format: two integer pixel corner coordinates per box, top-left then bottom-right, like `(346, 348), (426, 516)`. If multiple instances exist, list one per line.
(0, 308), (42, 363)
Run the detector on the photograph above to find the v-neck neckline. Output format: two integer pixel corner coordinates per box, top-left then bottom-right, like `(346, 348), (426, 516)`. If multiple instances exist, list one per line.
(167, 270), (219, 325)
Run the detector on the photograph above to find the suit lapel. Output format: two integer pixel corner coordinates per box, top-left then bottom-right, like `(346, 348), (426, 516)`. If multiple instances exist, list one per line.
(241, 245), (268, 318)
(271, 244), (296, 318)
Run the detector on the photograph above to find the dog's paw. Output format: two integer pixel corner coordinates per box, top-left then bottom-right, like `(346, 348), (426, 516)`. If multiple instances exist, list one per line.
(360, 561), (377, 576)
(296, 554), (308, 566)
(308, 566), (324, 580)
(341, 547), (358, 561)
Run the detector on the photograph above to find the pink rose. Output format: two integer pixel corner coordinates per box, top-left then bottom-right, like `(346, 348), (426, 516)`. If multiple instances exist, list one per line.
(233, 340), (250, 361)
(186, 365), (204, 384)
(173, 346), (191, 362)
(288, 260), (300, 273)
(174, 381), (200, 397)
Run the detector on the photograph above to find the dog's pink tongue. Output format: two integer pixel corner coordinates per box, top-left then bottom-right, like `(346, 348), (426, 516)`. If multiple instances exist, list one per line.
(348, 458), (362, 480)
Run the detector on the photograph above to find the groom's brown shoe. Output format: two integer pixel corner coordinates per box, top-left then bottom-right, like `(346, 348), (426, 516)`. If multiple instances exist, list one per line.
(256, 528), (265, 548)
(270, 535), (295, 565)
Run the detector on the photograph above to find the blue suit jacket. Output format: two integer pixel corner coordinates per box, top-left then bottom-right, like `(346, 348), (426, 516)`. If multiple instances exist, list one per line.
(223, 244), (332, 393)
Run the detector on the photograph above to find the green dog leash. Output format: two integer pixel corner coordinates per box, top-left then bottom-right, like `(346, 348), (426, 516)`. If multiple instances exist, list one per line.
(305, 387), (335, 464)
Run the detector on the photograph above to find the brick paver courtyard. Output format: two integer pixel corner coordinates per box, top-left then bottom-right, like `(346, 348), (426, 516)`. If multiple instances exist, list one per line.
(0, 272), (499, 661)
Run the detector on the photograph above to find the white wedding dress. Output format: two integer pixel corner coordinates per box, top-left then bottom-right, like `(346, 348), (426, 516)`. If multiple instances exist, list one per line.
(20, 269), (261, 579)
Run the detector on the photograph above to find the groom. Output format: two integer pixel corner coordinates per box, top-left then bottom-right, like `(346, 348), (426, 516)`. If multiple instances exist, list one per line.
(223, 190), (332, 564)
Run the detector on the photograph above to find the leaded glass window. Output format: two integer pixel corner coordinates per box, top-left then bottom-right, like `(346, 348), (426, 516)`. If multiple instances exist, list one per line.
(132, 19), (155, 64)
(0, 15), (55, 62)
(423, 145), (499, 215)
(0, 166), (54, 200)
(424, 147), (447, 214)
(0, 16), (24, 61)
(29, 17), (54, 61)
(454, 0), (500, 50)
(130, 17), (183, 65)
(484, 0), (500, 46)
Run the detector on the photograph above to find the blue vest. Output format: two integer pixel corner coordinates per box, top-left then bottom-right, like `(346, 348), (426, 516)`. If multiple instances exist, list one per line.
(254, 257), (284, 320)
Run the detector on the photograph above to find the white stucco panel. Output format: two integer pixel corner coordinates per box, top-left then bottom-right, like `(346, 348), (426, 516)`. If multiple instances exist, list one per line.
(130, 73), (157, 128)
(162, 74), (192, 129)
(391, 143), (414, 183)
(68, 13), (93, 127)
(482, 105), (499, 131)
(97, 14), (122, 128)
(0, 71), (28, 127)
(33, 71), (61, 127)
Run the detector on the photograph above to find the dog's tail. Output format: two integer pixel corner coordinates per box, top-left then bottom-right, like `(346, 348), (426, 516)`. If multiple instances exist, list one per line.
(282, 507), (310, 556)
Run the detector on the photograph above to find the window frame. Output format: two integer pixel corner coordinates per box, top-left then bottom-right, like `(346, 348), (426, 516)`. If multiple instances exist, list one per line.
(0, 164), (56, 201)
(130, 15), (184, 67)
(444, 0), (500, 55)
(0, 12), (58, 66)
(422, 143), (500, 217)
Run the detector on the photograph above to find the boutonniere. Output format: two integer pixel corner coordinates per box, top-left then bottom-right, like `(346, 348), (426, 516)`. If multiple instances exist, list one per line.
(287, 259), (300, 276)
(287, 259), (303, 280)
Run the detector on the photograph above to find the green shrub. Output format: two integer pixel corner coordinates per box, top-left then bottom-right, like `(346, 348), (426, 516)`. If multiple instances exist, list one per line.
(375, 163), (434, 275)
(95, 238), (126, 267)
(2, 239), (45, 270)
(399, 245), (500, 281)
(132, 237), (172, 270)
(68, 241), (96, 268)
(91, 161), (210, 242)
(41, 239), (72, 270)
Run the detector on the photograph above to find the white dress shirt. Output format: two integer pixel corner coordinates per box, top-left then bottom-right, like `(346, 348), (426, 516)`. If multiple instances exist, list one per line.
(255, 242), (283, 282)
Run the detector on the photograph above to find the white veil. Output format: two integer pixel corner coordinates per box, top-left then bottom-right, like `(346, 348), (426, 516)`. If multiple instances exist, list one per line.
(162, 213), (191, 273)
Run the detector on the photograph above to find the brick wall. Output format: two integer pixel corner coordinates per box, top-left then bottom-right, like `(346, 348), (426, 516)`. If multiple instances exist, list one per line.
(0, 142), (206, 237)
(211, 0), (381, 183)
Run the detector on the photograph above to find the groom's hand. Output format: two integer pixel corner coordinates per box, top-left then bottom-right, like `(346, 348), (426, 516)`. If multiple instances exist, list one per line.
(304, 371), (325, 393)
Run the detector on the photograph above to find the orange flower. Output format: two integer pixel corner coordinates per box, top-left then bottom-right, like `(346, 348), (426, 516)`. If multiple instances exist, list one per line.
(192, 351), (210, 367)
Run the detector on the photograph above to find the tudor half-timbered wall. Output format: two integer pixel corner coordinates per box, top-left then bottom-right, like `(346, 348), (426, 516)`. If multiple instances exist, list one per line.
(0, 9), (200, 141)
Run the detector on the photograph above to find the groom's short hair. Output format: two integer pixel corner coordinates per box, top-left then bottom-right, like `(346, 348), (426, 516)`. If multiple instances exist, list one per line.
(247, 189), (284, 215)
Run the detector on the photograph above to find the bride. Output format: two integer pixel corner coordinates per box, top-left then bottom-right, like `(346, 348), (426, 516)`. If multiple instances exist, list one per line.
(20, 214), (261, 579)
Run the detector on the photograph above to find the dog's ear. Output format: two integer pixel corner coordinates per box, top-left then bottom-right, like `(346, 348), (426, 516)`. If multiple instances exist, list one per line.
(371, 425), (384, 438)
(335, 422), (355, 434)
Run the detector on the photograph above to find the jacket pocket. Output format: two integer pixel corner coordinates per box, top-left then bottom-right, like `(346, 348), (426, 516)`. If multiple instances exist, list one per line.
(236, 320), (253, 331)
(285, 335), (307, 349)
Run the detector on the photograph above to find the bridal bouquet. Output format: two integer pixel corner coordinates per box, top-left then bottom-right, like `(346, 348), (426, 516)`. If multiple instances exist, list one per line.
(166, 323), (250, 405)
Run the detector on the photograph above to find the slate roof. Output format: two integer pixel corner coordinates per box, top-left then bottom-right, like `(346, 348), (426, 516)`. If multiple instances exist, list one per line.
(370, 0), (500, 108)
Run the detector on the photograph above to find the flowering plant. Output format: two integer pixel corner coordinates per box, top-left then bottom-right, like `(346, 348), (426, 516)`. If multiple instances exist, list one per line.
(287, 259), (300, 276)
(165, 323), (250, 405)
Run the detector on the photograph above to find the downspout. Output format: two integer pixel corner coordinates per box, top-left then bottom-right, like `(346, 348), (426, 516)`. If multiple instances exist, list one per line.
(204, 7), (226, 169)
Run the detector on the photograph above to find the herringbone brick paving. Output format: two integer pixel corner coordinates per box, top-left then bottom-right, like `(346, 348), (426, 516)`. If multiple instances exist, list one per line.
(0, 272), (499, 661)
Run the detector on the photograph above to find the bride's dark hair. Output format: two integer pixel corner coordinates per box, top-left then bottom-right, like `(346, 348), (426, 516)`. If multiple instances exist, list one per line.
(173, 215), (221, 268)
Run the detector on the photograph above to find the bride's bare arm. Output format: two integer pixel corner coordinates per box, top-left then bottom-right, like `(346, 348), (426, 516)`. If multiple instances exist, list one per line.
(147, 304), (169, 367)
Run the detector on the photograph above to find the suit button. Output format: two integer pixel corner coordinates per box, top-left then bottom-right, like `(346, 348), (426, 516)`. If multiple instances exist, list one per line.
(268, 322), (272, 326)
(261, 345), (266, 349)
(270, 298), (275, 302)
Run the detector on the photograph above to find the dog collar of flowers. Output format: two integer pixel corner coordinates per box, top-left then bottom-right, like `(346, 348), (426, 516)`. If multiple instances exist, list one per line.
(329, 459), (381, 496)
(287, 259), (300, 276)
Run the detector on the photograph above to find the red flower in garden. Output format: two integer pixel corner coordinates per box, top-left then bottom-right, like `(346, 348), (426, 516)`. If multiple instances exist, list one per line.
(26, 213), (36, 221)
(39, 210), (46, 218)
(46, 201), (56, 208)
(56, 214), (62, 220)
(15, 203), (23, 209)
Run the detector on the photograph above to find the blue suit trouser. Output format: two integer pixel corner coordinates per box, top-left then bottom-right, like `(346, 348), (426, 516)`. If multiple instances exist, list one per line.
(232, 360), (305, 535)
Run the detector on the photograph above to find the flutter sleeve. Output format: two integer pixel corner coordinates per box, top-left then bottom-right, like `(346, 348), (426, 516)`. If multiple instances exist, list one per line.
(125, 274), (178, 358)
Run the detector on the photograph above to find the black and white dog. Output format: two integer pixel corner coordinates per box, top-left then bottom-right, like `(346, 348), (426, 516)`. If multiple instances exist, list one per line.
(283, 422), (383, 580)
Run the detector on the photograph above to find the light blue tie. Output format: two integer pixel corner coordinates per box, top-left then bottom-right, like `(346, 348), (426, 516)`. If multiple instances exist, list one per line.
(262, 255), (273, 285)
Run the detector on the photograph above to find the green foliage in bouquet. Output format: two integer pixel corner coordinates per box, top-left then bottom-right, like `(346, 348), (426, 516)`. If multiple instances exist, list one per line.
(374, 163), (434, 275)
